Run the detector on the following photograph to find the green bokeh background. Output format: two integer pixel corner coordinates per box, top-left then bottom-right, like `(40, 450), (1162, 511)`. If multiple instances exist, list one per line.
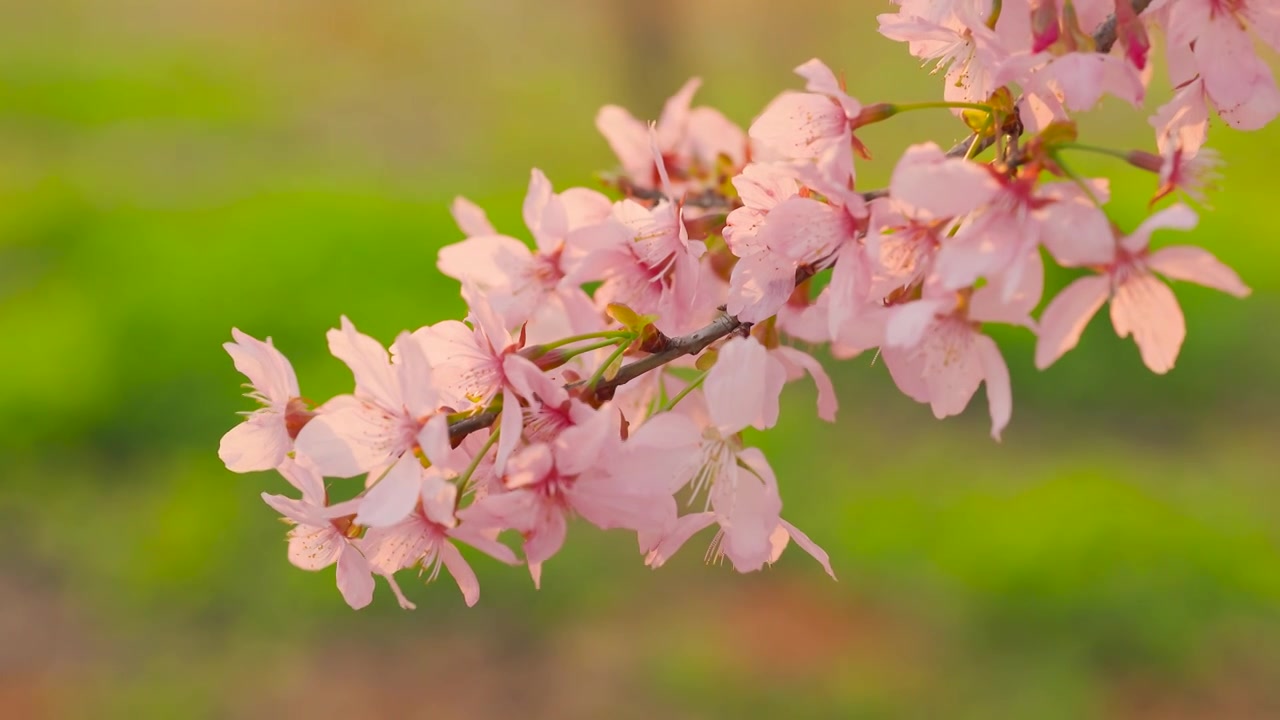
(3, 1), (1278, 717)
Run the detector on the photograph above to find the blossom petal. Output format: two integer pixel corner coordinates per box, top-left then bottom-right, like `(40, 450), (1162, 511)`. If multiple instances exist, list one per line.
(335, 547), (375, 610)
(219, 415), (290, 474)
(450, 196), (497, 237)
(777, 519), (836, 579)
(645, 512), (716, 569)
(294, 402), (398, 478)
(772, 346), (838, 422)
(285, 523), (342, 570)
(225, 329), (299, 405)
(1147, 245), (1251, 298)
(523, 168), (569, 251)
(494, 388), (524, 476)
(1121, 204), (1198, 254)
(1110, 274), (1186, 374)
(890, 142), (999, 219)
(355, 455), (424, 528)
(438, 541), (481, 607)
(974, 334), (1012, 441)
(1034, 274), (1111, 369)
(328, 317), (398, 410)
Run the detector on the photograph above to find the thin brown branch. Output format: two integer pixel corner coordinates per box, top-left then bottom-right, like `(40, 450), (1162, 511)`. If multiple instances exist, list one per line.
(945, 0), (1156, 159)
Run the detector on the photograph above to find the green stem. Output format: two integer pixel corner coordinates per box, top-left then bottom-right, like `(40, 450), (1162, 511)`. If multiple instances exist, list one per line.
(662, 369), (710, 413)
(1055, 142), (1131, 162)
(986, 0), (1003, 29)
(892, 100), (994, 115)
(538, 330), (633, 352)
(585, 341), (631, 392)
(1049, 151), (1104, 206)
(558, 338), (625, 362)
(456, 425), (501, 490)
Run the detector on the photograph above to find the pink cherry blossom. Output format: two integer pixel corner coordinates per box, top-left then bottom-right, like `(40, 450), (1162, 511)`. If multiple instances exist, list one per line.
(626, 338), (830, 574)
(218, 329), (312, 473)
(416, 291), (555, 474)
(260, 460), (410, 610)
(460, 403), (676, 587)
(1155, 0), (1280, 130)
(881, 250), (1041, 440)
(573, 193), (713, 335)
(749, 59), (862, 188)
(439, 169), (608, 341)
(1035, 204), (1250, 373)
(643, 446), (835, 577)
(361, 466), (518, 607)
(1150, 78), (1211, 155)
(878, 0), (1019, 109)
(292, 319), (440, 486)
(938, 169), (1112, 299)
(597, 77), (746, 195)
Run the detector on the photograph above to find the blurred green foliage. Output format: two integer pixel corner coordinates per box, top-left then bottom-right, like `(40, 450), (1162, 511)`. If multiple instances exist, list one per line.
(2, 1), (1278, 718)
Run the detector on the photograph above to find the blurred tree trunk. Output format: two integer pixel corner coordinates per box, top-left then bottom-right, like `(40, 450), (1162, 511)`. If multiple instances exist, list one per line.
(610, 0), (681, 110)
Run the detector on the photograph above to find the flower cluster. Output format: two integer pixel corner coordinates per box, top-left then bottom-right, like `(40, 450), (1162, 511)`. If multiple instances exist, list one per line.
(221, 0), (1261, 609)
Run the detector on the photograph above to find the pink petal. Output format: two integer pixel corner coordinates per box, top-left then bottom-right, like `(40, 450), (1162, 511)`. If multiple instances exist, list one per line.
(438, 541), (481, 607)
(327, 317), (398, 410)
(705, 337), (779, 433)
(890, 142), (999, 219)
(450, 196), (496, 237)
(777, 519), (836, 579)
(218, 416), (290, 474)
(285, 523), (342, 570)
(391, 332), (438, 418)
(1196, 16), (1280, 130)
(1039, 184), (1115, 267)
(596, 105), (652, 183)
(1110, 273), (1186, 374)
(437, 234), (533, 294)
(277, 457), (327, 506)
(1121, 204), (1198, 254)
(523, 509), (567, 589)
(684, 106), (747, 169)
(225, 329), (299, 405)
(748, 92), (847, 161)
(761, 195), (855, 264)
(715, 448), (783, 574)
(655, 77), (701, 151)
(523, 168), (569, 251)
(382, 573), (417, 610)
(645, 512), (716, 569)
(493, 387), (524, 476)
(1034, 274), (1111, 369)
(970, 250), (1044, 326)
(974, 334), (1012, 441)
(884, 298), (945, 348)
(772, 345), (838, 422)
(293, 402), (398, 478)
(726, 251), (798, 324)
(355, 455), (424, 528)
(559, 187), (613, 230)
(450, 524), (519, 565)
(1150, 79), (1209, 155)
(1147, 245), (1252, 298)
(880, 344), (931, 404)
(335, 546), (375, 609)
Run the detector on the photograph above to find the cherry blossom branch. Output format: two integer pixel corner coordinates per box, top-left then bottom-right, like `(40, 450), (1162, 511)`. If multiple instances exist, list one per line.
(945, 0), (1157, 159)
(448, 262), (824, 444)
